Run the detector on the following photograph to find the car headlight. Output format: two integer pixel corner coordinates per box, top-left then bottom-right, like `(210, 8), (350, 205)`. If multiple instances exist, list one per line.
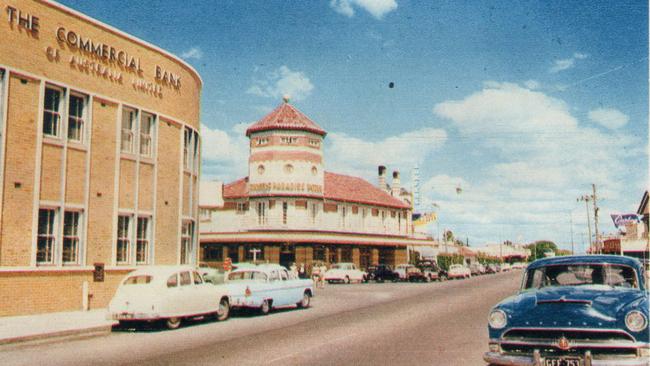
(489, 309), (507, 329)
(625, 310), (648, 332)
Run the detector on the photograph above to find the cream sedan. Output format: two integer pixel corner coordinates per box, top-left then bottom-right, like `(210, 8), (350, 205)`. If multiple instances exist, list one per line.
(324, 263), (367, 284)
(107, 266), (231, 329)
(447, 264), (471, 279)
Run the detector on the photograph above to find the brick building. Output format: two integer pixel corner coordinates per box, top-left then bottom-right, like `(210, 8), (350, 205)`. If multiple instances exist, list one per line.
(200, 100), (437, 270)
(0, 0), (201, 316)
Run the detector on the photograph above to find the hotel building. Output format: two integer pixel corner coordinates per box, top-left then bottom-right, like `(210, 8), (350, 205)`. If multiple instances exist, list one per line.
(0, 0), (201, 316)
(200, 100), (437, 270)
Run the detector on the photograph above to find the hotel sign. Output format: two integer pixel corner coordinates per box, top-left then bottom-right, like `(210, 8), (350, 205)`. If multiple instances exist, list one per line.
(250, 182), (323, 194)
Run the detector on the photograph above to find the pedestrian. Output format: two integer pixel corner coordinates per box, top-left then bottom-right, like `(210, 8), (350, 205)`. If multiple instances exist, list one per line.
(311, 262), (321, 283)
(298, 263), (306, 279)
(318, 263), (327, 288)
(290, 262), (298, 278)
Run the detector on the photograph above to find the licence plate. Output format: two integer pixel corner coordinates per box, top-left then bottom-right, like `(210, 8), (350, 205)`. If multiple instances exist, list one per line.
(544, 357), (582, 366)
(116, 312), (134, 319)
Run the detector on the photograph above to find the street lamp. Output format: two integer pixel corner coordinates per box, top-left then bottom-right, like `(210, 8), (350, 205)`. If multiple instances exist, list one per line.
(577, 195), (593, 254)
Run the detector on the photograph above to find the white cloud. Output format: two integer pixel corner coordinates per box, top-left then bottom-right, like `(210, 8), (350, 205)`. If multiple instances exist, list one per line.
(201, 123), (250, 182)
(549, 52), (588, 73)
(330, 0), (397, 19)
(430, 81), (642, 246)
(588, 108), (629, 129)
(325, 127), (447, 178)
(247, 66), (314, 102)
(524, 80), (540, 90)
(180, 47), (203, 60)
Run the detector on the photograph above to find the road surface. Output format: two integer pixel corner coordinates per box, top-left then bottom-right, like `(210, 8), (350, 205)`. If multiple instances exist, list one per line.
(0, 271), (522, 366)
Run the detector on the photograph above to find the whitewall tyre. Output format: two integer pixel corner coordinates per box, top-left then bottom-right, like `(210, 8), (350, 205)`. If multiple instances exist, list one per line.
(217, 298), (230, 321)
(165, 317), (181, 330)
(260, 300), (271, 315)
(297, 292), (311, 308)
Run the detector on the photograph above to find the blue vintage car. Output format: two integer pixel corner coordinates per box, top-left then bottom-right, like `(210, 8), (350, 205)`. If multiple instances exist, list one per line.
(222, 264), (314, 315)
(484, 255), (649, 366)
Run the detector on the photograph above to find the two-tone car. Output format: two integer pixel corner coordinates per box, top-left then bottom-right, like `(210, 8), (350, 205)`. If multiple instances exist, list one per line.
(448, 264), (471, 279)
(484, 255), (649, 366)
(107, 266), (231, 329)
(223, 264), (313, 315)
(324, 263), (367, 284)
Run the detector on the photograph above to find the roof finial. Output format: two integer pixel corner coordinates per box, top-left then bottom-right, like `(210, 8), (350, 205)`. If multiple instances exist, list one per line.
(282, 95), (290, 104)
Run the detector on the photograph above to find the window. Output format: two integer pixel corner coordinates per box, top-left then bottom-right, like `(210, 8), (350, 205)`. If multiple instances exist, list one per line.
(199, 208), (212, 221)
(309, 138), (320, 147)
(341, 206), (347, 227)
(257, 201), (267, 225)
(180, 271), (191, 286)
(236, 202), (248, 214)
(136, 217), (150, 264)
(166, 273), (178, 288)
(183, 128), (192, 170)
(140, 113), (154, 157)
(43, 87), (63, 137)
(193, 271), (203, 284)
(255, 137), (269, 145)
(282, 202), (288, 224)
(62, 211), (81, 264)
(313, 245), (325, 261)
(180, 220), (194, 264)
(310, 203), (318, 224)
(257, 164), (265, 175)
(121, 108), (136, 153)
(124, 275), (152, 285)
(281, 136), (298, 144)
(67, 93), (86, 142)
(284, 164), (294, 174)
(203, 244), (223, 261)
(116, 215), (131, 264)
(37, 208), (57, 264)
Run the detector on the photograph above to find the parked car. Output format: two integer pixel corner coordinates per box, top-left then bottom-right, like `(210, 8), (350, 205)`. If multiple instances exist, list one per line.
(394, 264), (414, 281)
(484, 255), (649, 366)
(366, 264), (400, 282)
(224, 264), (313, 315)
(447, 264), (471, 279)
(405, 266), (427, 282)
(417, 260), (447, 281)
(485, 264), (498, 274)
(511, 262), (526, 270)
(324, 262), (366, 284)
(470, 262), (484, 276)
(500, 263), (512, 272)
(107, 266), (231, 329)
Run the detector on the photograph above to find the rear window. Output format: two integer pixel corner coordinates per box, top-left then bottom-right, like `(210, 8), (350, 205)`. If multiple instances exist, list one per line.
(180, 271), (191, 286)
(123, 275), (152, 285)
(228, 271), (268, 281)
(167, 274), (178, 288)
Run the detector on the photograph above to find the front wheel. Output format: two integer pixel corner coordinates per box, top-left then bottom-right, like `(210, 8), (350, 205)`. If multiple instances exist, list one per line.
(165, 317), (181, 329)
(216, 298), (230, 321)
(260, 299), (271, 315)
(344, 276), (350, 284)
(297, 292), (311, 308)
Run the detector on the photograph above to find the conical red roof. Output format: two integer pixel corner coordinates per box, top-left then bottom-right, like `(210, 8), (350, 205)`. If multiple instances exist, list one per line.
(245, 102), (327, 137)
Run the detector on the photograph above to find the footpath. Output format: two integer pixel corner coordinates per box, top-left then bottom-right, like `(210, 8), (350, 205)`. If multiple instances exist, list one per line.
(0, 309), (116, 345)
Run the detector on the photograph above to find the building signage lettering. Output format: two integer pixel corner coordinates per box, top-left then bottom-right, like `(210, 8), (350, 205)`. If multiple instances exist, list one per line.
(250, 182), (323, 194)
(56, 27), (143, 73)
(5, 6), (39, 34)
(68, 54), (124, 83)
(155, 66), (181, 89)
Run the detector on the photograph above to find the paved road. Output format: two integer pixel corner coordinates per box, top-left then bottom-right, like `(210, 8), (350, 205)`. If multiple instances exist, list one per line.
(0, 271), (522, 366)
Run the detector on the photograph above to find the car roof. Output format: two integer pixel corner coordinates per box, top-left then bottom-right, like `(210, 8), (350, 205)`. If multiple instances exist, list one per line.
(526, 255), (643, 271)
(125, 265), (197, 277)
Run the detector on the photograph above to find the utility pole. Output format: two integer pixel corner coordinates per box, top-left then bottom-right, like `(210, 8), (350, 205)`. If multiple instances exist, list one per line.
(592, 184), (600, 254)
(570, 212), (575, 254)
(578, 194), (593, 254)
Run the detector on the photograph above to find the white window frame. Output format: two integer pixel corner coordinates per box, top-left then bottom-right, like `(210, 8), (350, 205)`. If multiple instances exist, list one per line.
(121, 107), (137, 154)
(36, 208), (58, 265)
(116, 214), (132, 264)
(43, 85), (64, 138)
(136, 216), (151, 265)
(62, 210), (83, 265)
(257, 201), (267, 225)
(180, 220), (194, 265)
(310, 202), (318, 224)
(67, 92), (87, 143)
(139, 112), (155, 157)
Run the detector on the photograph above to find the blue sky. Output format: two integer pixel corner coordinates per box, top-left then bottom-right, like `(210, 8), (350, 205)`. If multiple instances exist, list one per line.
(60, 0), (648, 250)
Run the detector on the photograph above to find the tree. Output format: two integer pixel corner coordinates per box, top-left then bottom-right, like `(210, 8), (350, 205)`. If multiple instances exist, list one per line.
(525, 240), (558, 261)
(444, 230), (454, 243)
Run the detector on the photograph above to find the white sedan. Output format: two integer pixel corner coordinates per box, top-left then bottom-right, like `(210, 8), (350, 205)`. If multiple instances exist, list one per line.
(107, 266), (231, 329)
(324, 263), (366, 284)
(447, 264), (471, 279)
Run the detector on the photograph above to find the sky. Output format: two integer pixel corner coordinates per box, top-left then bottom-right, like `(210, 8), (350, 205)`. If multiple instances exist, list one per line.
(59, 0), (648, 250)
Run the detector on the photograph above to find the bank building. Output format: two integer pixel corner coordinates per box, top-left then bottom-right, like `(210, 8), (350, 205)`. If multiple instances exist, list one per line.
(0, 0), (201, 316)
(200, 99), (437, 270)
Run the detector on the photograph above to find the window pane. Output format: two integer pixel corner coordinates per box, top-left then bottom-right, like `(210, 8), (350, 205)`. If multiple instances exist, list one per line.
(37, 209), (56, 264)
(180, 271), (191, 286)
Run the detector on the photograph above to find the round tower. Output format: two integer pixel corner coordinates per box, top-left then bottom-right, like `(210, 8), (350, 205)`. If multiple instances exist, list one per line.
(245, 98), (326, 198)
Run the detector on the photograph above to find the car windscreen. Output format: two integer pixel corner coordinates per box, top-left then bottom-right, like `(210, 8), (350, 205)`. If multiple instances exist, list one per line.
(228, 271), (268, 281)
(524, 264), (638, 289)
(331, 264), (341, 269)
(123, 275), (153, 285)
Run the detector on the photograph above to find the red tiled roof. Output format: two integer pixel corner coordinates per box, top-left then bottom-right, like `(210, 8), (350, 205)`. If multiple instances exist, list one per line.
(222, 172), (410, 209)
(245, 102), (327, 137)
(323, 172), (409, 209)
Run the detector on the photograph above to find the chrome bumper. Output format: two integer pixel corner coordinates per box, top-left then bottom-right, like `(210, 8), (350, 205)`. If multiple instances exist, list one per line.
(484, 350), (650, 366)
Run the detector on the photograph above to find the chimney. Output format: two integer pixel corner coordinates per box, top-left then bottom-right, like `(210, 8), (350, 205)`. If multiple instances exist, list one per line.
(392, 171), (400, 197)
(378, 165), (387, 191)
